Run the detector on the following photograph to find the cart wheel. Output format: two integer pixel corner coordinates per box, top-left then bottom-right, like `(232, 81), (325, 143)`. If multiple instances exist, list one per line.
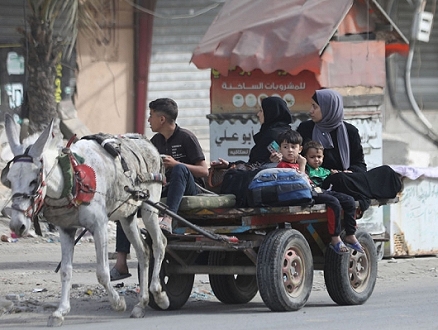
(208, 251), (258, 304)
(148, 252), (195, 310)
(257, 229), (314, 311)
(375, 242), (384, 261)
(324, 230), (377, 305)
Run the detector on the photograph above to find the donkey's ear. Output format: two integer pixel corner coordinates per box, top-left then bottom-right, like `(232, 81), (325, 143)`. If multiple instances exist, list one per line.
(4, 114), (22, 156)
(28, 120), (54, 159)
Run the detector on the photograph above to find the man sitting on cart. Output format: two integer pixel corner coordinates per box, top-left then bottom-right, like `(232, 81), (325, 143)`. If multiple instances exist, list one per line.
(111, 98), (208, 281)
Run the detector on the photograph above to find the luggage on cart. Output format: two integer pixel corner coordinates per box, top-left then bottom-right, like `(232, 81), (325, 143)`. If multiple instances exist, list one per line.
(247, 168), (313, 207)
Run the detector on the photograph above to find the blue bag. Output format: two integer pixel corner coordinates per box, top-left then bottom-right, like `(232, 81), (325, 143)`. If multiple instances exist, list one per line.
(247, 168), (313, 207)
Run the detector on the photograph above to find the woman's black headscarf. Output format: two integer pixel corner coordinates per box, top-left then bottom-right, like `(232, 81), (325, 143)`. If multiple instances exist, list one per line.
(260, 97), (292, 130)
(249, 96), (292, 164)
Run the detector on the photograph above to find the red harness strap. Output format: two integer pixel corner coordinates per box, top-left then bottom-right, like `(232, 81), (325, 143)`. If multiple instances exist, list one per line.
(64, 136), (97, 205)
(73, 163), (96, 204)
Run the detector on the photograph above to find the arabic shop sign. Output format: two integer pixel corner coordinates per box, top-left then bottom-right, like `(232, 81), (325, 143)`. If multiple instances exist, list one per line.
(210, 119), (260, 162)
(210, 67), (320, 114)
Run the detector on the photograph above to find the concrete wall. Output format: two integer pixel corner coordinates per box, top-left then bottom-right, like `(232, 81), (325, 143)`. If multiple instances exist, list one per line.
(74, 1), (135, 135)
(382, 91), (438, 167)
(384, 177), (438, 257)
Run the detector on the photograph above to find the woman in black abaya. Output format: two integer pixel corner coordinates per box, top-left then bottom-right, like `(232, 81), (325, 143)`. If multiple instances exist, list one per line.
(211, 96), (293, 206)
(297, 89), (401, 215)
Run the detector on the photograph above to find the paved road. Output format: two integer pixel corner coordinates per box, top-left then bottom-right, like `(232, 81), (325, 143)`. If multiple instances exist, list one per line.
(1, 219), (437, 330)
(42, 276), (438, 330)
(2, 267), (438, 330)
(66, 276), (437, 330)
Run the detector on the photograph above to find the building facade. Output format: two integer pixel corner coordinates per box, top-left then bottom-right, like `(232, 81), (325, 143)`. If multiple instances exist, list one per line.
(0, 0), (437, 165)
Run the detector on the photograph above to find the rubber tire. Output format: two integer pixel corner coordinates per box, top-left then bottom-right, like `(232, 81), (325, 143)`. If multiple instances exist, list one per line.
(148, 252), (195, 310)
(208, 251), (258, 304)
(324, 230), (377, 305)
(375, 242), (384, 261)
(257, 229), (314, 311)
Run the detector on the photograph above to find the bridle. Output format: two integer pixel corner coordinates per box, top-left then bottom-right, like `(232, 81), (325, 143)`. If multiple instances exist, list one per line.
(9, 151), (47, 225)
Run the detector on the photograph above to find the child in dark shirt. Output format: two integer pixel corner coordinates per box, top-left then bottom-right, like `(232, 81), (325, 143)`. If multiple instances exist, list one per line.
(302, 140), (364, 254)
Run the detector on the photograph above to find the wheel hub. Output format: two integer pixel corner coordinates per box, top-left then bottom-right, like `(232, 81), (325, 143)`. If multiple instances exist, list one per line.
(349, 251), (369, 291)
(282, 248), (304, 294)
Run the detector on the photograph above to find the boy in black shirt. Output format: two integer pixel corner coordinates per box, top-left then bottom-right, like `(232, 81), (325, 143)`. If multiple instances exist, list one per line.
(111, 98), (208, 281)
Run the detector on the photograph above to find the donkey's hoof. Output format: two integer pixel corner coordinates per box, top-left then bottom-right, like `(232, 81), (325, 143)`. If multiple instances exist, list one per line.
(111, 296), (126, 312)
(130, 305), (146, 318)
(47, 314), (64, 327)
(155, 292), (170, 310)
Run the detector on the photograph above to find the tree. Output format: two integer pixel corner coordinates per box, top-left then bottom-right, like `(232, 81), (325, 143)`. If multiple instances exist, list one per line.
(18, 0), (108, 134)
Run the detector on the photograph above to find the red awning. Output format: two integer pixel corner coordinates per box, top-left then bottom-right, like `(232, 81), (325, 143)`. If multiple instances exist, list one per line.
(191, 0), (354, 76)
(191, 0), (409, 76)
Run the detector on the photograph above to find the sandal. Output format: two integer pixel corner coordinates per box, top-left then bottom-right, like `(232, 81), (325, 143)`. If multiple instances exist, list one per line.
(345, 241), (365, 254)
(159, 220), (173, 235)
(329, 241), (349, 255)
(110, 267), (131, 282)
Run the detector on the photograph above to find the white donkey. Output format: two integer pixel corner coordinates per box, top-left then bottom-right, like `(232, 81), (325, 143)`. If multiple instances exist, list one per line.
(3, 114), (169, 326)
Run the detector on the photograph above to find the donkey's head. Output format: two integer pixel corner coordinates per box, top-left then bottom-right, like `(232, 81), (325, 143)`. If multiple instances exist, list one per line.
(3, 114), (54, 236)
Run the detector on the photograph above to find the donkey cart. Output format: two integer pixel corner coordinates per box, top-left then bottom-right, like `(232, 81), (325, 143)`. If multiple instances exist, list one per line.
(135, 190), (397, 312)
